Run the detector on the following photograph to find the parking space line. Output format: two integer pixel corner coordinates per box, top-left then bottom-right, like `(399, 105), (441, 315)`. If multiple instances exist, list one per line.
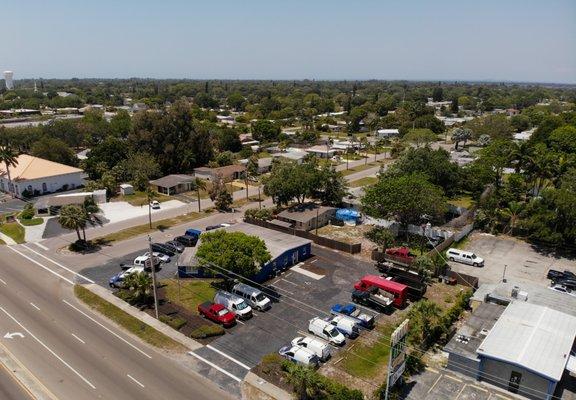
(284, 272), (293, 278)
(470, 384), (488, 393)
(280, 278), (299, 287)
(187, 352), (242, 382)
(455, 383), (467, 399)
(236, 319), (245, 325)
(29, 302), (40, 311)
(71, 333), (85, 344)
(270, 284), (294, 295)
(0, 277), (6, 285)
(444, 374), (463, 383)
(207, 345), (252, 370)
(33, 242), (49, 251)
(427, 373), (442, 394)
(127, 374), (145, 388)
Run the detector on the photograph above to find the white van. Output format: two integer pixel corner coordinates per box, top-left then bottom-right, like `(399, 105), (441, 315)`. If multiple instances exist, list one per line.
(446, 248), (484, 267)
(214, 291), (253, 320)
(231, 283), (271, 311)
(291, 336), (331, 361)
(308, 317), (345, 346)
(327, 315), (360, 339)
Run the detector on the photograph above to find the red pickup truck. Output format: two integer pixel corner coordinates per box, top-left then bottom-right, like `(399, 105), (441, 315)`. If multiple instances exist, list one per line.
(384, 247), (416, 266)
(198, 301), (236, 327)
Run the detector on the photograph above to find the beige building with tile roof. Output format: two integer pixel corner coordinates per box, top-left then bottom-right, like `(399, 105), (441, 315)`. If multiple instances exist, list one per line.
(0, 154), (86, 198)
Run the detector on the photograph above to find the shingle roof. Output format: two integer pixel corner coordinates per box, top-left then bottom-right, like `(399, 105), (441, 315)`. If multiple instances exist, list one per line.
(0, 154), (84, 181)
(149, 174), (194, 188)
(277, 204), (336, 223)
(194, 165), (246, 176)
(477, 301), (576, 381)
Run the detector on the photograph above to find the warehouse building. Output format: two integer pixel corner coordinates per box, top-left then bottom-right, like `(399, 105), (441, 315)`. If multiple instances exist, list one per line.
(178, 222), (312, 282)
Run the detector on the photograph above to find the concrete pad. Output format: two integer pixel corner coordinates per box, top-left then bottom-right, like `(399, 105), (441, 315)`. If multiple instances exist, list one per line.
(99, 200), (185, 224)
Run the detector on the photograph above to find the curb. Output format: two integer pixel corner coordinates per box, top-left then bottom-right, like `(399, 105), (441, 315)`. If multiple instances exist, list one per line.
(81, 283), (202, 351)
(243, 372), (293, 400)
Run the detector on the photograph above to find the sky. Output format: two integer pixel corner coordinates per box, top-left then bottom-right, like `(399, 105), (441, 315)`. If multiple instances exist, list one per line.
(2, 0), (576, 83)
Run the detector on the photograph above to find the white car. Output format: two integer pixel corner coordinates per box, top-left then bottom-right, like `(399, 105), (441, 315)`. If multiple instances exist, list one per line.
(133, 255), (161, 269)
(109, 266), (145, 288)
(279, 345), (319, 366)
(142, 251), (170, 263)
(308, 317), (345, 346)
(549, 284), (576, 297)
(150, 200), (160, 209)
(446, 248), (484, 267)
(291, 336), (331, 361)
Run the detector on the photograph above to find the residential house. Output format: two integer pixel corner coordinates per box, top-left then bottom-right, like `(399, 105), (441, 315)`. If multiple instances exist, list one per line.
(376, 128), (400, 139)
(305, 145), (336, 159)
(194, 165), (246, 182)
(149, 174), (195, 195)
(277, 204), (337, 231)
(239, 157), (273, 174)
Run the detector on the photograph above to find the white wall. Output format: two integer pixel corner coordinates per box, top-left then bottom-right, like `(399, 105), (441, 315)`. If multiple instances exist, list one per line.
(0, 172), (85, 197)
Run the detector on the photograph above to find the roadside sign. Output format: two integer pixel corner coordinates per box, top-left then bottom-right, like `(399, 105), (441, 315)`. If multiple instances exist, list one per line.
(385, 319), (409, 400)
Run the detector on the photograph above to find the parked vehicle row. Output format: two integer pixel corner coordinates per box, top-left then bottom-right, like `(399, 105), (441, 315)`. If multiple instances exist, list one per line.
(547, 269), (576, 293)
(278, 334), (333, 367)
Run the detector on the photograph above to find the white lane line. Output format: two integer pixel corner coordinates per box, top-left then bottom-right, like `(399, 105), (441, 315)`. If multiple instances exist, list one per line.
(21, 244), (95, 284)
(284, 272), (293, 278)
(0, 277), (6, 285)
(187, 352), (242, 382)
(207, 345), (252, 370)
(270, 284), (294, 295)
(236, 319), (245, 325)
(29, 302), (40, 311)
(62, 300), (152, 359)
(33, 242), (49, 251)
(127, 374), (145, 388)
(7, 246), (74, 285)
(71, 333), (85, 344)
(280, 278), (299, 287)
(0, 306), (96, 389)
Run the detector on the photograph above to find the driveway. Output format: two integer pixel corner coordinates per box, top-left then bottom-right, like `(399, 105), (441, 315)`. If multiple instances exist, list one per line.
(450, 233), (576, 287)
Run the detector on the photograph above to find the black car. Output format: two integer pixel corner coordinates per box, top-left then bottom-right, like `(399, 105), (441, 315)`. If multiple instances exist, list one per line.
(174, 235), (198, 247)
(151, 243), (176, 256)
(161, 242), (179, 254)
(166, 240), (185, 253)
(555, 278), (576, 290)
(205, 225), (221, 231)
(548, 269), (576, 282)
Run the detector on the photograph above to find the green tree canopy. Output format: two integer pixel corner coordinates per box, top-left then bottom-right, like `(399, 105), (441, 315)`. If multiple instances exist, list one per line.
(252, 120), (280, 142)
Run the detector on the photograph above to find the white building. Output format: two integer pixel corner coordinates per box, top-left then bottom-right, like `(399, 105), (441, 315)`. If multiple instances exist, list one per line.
(376, 128), (400, 138)
(0, 154), (86, 198)
(3, 71), (13, 90)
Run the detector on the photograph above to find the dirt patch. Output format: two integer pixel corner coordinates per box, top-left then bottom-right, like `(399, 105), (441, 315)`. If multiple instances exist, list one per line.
(302, 262), (326, 275)
(424, 282), (470, 311)
(316, 224), (376, 261)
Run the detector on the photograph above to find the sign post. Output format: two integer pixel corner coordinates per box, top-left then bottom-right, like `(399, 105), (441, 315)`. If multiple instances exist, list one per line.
(385, 319), (409, 400)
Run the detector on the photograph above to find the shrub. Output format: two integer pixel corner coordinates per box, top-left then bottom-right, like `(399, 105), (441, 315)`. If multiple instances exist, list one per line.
(20, 203), (35, 220)
(68, 240), (88, 252)
(190, 324), (225, 339)
(245, 207), (273, 221)
(159, 315), (187, 331)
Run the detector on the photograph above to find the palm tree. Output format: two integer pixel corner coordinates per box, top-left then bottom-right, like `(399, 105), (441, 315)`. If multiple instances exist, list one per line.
(81, 197), (102, 241)
(0, 146), (18, 198)
(283, 363), (323, 400)
(145, 188), (157, 228)
(193, 178), (207, 212)
(58, 205), (87, 242)
(500, 201), (523, 235)
(408, 300), (442, 349)
(122, 272), (153, 305)
(360, 137), (369, 165)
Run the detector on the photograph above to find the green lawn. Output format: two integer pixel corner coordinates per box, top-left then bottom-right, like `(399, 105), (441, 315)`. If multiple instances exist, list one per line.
(74, 285), (184, 351)
(349, 176), (378, 188)
(113, 191), (172, 207)
(161, 279), (218, 314)
(340, 161), (382, 176)
(0, 222), (25, 243)
(18, 217), (44, 226)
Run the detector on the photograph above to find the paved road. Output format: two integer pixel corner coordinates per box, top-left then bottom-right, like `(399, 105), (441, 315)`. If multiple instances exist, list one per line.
(0, 246), (233, 400)
(0, 363), (33, 400)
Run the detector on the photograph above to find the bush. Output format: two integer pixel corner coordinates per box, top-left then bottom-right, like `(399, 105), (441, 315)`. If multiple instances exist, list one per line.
(245, 207), (273, 221)
(68, 240), (88, 252)
(190, 324), (225, 339)
(20, 203), (35, 220)
(159, 315), (187, 331)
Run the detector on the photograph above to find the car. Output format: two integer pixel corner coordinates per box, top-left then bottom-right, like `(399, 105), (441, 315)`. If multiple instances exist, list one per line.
(150, 200), (160, 209)
(165, 240), (185, 253)
(160, 242), (179, 255)
(291, 336), (331, 361)
(555, 278), (576, 290)
(308, 317), (345, 346)
(174, 235), (198, 247)
(197, 302), (236, 327)
(205, 225), (222, 231)
(150, 243), (176, 256)
(549, 284), (576, 297)
(330, 303), (374, 329)
(142, 252), (170, 263)
(133, 255), (161, 269)
(548, 269), (576, 282)
(214, 291), (253, 320)
(109, 266), (145, 288)
(327, 315), (360, 339)
(278, 345), (319, 367)
(446, 248), (484, 267)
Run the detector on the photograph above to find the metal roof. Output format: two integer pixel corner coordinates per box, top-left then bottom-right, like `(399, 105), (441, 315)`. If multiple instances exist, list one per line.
(477, 301), (576, 381)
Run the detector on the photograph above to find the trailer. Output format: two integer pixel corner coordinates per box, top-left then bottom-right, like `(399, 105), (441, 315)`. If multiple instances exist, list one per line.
(377, 265), (427, 300)
(351, 287), (394, 312)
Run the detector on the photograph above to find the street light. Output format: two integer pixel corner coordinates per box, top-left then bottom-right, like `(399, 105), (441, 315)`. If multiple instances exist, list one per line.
(148, 235), (159, 319)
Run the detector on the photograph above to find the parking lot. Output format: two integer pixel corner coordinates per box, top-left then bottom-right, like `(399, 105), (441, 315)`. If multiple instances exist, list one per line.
(448, 233), (576, 288)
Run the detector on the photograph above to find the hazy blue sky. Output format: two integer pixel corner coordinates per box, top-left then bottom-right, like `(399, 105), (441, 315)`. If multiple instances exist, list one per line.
(3, 0), (575, 82)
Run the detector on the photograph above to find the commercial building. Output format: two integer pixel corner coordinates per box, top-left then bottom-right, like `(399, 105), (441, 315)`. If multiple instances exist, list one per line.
(0, 154), (86, 198)
(376, 128), (400, 139)
(277, 204), (337, 231)
(178, 222), (312, 282)
(149, 174), (195, 195)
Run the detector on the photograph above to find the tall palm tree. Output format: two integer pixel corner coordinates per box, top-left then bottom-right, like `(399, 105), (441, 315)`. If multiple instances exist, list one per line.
(58, 205), (87, 242)
(193, 178), (207, 212)
(500, 201), (523, 235)
(408, 300), (442, 349)
(145, 188), (157, 228)
(0, 146), (18, 198)
(283, 363), (322, 400)
(81, 197), (102, 241)
(122, 272), (153, 305)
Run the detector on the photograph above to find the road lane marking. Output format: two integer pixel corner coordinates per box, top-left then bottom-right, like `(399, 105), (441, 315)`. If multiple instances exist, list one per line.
(32, 242), (49, 251)
(0, 306), (96, 389)
(71, 334), (85, 344)
(29, 303), (40, 311)
(62, 300), (152, 359)
(207, 345), (252, 370)
(127, 374), (145, 388)
(445, 374), (463, 383)
(21, 244), (95, 284)
(187, 352), (242, 382)
(0, 277), (6, 285)
(7, 247), (74, 285)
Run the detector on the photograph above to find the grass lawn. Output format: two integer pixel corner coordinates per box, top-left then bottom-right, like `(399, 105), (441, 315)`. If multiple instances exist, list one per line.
(94, 211), (210, 243)
(114, 191), (172, 207)
(74, 285), (184, 351)
(0, 222), (25, 243)
(448, 195), (475, 209)
(340, 161), (382, 176)
(161, 279), (218, 314)
(349, 176), (378, 188)
(18, 217), (44, 226)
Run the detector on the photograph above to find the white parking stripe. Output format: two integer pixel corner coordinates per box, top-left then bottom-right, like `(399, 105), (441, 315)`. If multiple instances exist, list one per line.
(0, 277), (6, 285)
(62, 300), (152, 359)
(187, 352), (242, 382)
(21, 244), (95, 284)
(127, 374), (145, 388)
(207, 345), (252, 370)
(280, 278), (299, 287)
(7, 246), (74, 285)
(29, 302), (40, 311)
(71, 333), (85, 344)
(0, 306), (96, 389)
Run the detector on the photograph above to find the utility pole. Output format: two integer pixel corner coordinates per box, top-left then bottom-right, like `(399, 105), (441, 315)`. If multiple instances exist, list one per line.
(502, 264), (508, 283)
(148, 235), (159, 319)
(315, 206), (320, 235)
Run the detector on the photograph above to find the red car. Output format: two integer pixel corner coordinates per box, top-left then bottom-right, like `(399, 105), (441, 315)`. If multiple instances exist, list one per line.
(198, 301), (236, 327)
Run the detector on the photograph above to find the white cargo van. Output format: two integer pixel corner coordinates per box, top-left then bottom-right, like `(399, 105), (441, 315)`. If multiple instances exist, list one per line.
(446, 248), (484, 267)
(308, 317), (345, 346)
(231, 283), (271, 311)
(327, 315), (359, 339)
(214, 291), (253, 320)
(291, 336), (331, 361)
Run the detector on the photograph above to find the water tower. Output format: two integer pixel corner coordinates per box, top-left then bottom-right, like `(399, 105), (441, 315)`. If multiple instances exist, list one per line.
(3, 71), (14, 90)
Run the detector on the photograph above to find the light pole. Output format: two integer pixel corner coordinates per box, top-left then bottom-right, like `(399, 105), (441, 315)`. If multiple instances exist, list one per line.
(148, 235), (159, 319)
(502, 264), (508, 283)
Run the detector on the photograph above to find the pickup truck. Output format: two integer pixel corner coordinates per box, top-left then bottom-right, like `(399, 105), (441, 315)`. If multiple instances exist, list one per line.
(383, 247), (416, 267)
(351, 287), (393, 311)
(330, 303), (374, 329)
(197, 301), (236, 327)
